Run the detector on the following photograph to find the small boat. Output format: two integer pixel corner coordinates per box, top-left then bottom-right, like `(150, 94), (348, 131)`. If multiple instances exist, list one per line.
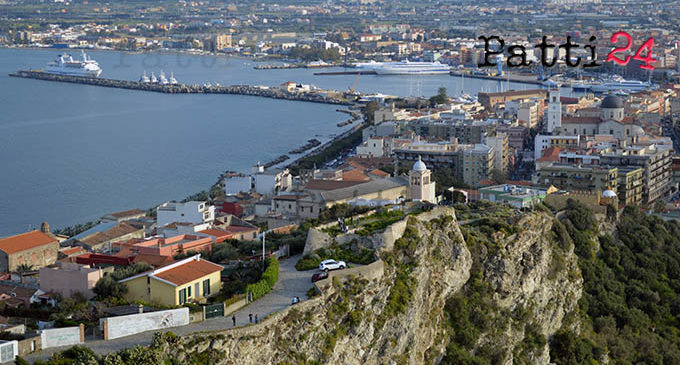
(139, 71), (150, 83)
(169, 72), (178, 85)
(150, 72), (158, 83)
(158, 70), (169, 85)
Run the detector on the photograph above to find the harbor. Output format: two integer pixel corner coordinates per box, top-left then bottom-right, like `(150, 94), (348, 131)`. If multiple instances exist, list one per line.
(9, 70), (352, 105)
(450, 71), (546, 86)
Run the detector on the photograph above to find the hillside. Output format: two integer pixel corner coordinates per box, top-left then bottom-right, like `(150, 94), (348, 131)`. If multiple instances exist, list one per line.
(36, 202), (680, 364)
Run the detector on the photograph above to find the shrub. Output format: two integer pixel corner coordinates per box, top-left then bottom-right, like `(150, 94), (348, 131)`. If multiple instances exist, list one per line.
(245, 257), (280, 301)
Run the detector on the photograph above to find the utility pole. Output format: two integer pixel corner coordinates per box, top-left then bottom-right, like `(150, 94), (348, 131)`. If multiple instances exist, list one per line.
(262, 231), (266, 271)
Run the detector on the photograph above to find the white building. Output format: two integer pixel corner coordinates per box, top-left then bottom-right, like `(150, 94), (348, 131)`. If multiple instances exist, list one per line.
(546, 88), (562, 133)
(156, 201), (215, 229)
(251, 164), (292, 196)
(409, 157), (436, 203)
(356, 137), (385, 158)
(534, 135), (580, 160)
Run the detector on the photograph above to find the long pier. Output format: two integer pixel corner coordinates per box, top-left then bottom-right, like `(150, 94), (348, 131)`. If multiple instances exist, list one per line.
(9, 70), (352, 105)
(450, 71), (544, 86)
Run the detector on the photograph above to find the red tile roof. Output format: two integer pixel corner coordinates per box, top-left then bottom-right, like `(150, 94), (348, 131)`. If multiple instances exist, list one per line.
(198, 229), (233, 242)
(153, 259), (222, 286)
(304, 179), (364, 191)
(133, 254), (175, 268)
(0, 230), (57, 254)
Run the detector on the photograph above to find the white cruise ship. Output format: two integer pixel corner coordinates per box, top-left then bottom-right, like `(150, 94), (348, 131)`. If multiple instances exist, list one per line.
(372, 60), (450, 75)
(44, 51), (102, 77)
(589, 80), (652, 93)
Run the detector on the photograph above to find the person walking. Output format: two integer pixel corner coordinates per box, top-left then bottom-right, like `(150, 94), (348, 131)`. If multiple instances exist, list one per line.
(232, 315), (236, 327)
(255, 314), (259, 324)
(249, 313), (253, 323)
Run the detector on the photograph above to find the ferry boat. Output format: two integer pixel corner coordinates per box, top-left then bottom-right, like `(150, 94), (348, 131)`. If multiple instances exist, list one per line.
(373, 61), (450, 75)
(589, 80), (652, 93)
(44, 51), (102, 77)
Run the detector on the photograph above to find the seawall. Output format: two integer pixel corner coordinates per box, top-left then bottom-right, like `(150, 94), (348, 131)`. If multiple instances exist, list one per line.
(9, 70), (352, 105)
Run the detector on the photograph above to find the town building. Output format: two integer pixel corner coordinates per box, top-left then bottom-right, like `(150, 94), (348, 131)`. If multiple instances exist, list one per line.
(546, 88), (562, 133)
(119, 255), (222, 306)
(616, 167), (644, 206)
(479, 184), (547, 208)
(537, 164), (618, 193)
(157, 201), (215, 229)
(101, 209), (146, 223)
(485, 133), (509, 174)
(39, 262), (104, 299)
(478, 89), (547, 110)
(599, 144), (673, 203)
(66, 222), (144, 252)
(0, 231), (59, 273)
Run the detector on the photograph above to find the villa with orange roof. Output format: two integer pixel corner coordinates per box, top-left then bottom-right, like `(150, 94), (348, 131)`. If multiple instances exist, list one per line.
(119, 255), (222, 306)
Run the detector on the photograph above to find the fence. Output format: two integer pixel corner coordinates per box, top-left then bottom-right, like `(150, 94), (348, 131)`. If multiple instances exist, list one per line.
(39, 325), (84, 349)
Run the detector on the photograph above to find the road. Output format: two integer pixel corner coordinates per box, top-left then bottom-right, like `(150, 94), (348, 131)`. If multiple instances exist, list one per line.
(24, 255), (314, 362)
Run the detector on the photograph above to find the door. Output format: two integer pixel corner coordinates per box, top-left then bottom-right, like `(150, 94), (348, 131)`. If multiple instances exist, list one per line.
(195, 283), (200, 298)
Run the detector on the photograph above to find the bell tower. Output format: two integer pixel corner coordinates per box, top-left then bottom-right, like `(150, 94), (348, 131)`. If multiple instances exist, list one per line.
(409, 156), (436, 203)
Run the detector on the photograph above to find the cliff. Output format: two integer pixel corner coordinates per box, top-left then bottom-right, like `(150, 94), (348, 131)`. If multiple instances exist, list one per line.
(153, 206), (582, 364)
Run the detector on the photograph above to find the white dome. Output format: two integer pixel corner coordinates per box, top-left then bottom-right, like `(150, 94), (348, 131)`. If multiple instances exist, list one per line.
(602, 190), (617, 198)
(413, 159), (427, 172)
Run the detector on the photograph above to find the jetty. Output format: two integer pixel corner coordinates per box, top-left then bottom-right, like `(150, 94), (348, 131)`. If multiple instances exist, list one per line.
(288, 139), (321, 154)
(9, 70), (352, 106)
(314, 70), (377, 76)
(450, 71), (544, 86)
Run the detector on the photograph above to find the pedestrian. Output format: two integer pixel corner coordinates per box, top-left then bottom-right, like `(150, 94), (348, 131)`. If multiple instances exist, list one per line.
(232, 315), (236, 326)
(249, 313), (253, 323)
(255, 314), (258, 324)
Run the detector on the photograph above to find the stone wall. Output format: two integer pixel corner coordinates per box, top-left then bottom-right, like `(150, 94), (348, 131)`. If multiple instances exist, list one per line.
(314, 259), (385, 292)
(16, 336), (40, 356)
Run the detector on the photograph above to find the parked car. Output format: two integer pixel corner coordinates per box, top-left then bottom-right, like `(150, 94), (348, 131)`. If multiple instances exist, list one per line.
(311, 271), (329, 282)
(319, 259), (346, 272)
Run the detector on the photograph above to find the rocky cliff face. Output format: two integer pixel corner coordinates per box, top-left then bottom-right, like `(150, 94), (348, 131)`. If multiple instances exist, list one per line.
(157, 207), (582, 365)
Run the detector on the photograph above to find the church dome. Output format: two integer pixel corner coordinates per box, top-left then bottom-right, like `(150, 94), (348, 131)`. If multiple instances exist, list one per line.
(632, 125), (645, 137)
(601, 94), (624, 109)
(413, 158), (427, 172)
(602, 190), (617, 198)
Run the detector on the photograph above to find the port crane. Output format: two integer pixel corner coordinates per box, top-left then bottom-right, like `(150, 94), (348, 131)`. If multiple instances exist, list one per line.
(348, 72), (360, 94)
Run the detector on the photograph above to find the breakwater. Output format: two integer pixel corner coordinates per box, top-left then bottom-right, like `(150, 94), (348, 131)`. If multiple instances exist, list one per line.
(9, 70), (352, 105)
(450, 71), (544, 86)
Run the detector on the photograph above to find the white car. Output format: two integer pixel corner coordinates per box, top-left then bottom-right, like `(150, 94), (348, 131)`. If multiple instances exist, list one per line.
(319, 259), (346, 272)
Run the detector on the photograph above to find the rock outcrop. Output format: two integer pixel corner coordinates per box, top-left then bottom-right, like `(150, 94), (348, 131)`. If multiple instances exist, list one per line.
(155, 207), (582, 364)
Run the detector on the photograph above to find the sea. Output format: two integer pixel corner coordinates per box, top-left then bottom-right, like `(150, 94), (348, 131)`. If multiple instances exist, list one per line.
(0, 47), (540, 235)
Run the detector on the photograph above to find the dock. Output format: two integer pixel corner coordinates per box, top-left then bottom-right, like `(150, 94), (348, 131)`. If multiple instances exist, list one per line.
(9, 70), (352, 105)
(314, 71), (377, 76)
(450, 71), (544, 86)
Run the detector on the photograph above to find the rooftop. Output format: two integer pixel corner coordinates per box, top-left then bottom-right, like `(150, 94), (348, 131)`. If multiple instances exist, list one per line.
(0, 230), (57, 254)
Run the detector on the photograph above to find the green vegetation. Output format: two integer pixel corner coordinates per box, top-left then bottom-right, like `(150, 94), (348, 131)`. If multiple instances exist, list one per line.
(361, 100), (380, 123)
(428, 87), (448, 106)
(355, 209), (405, 236)
(53, 220), (99, 237)
(245, 256), (280, 301)
(290, 128), (364, 174)
(550, 201), (680, 363)
(295, 240), (376, 271)
(93, 262), (152, 300)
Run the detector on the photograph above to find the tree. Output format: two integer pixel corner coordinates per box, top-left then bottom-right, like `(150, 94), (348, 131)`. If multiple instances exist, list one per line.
(653, 199), (666, 213)
(491, 169), (507, 184)
(93, 276), (128, 299)
(361, 100), (380, 123)
(429, 87), (448, 106)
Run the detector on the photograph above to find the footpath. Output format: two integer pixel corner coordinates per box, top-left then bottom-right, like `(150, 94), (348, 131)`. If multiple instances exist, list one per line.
(24, 255), (312, 362)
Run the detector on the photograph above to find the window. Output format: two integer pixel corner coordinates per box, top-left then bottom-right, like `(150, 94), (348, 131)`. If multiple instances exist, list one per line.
(203, 279), (211, 296)
(188, 286), (192, 297)
(179, 288), (187, 305)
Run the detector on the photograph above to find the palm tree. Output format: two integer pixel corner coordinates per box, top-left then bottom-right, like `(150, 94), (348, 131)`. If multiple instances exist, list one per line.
(13, 264), (34, 284)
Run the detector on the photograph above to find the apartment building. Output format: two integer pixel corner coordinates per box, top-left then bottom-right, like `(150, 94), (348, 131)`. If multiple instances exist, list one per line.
(537, 164), (618, 193)
(599, 144), (673, 203)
